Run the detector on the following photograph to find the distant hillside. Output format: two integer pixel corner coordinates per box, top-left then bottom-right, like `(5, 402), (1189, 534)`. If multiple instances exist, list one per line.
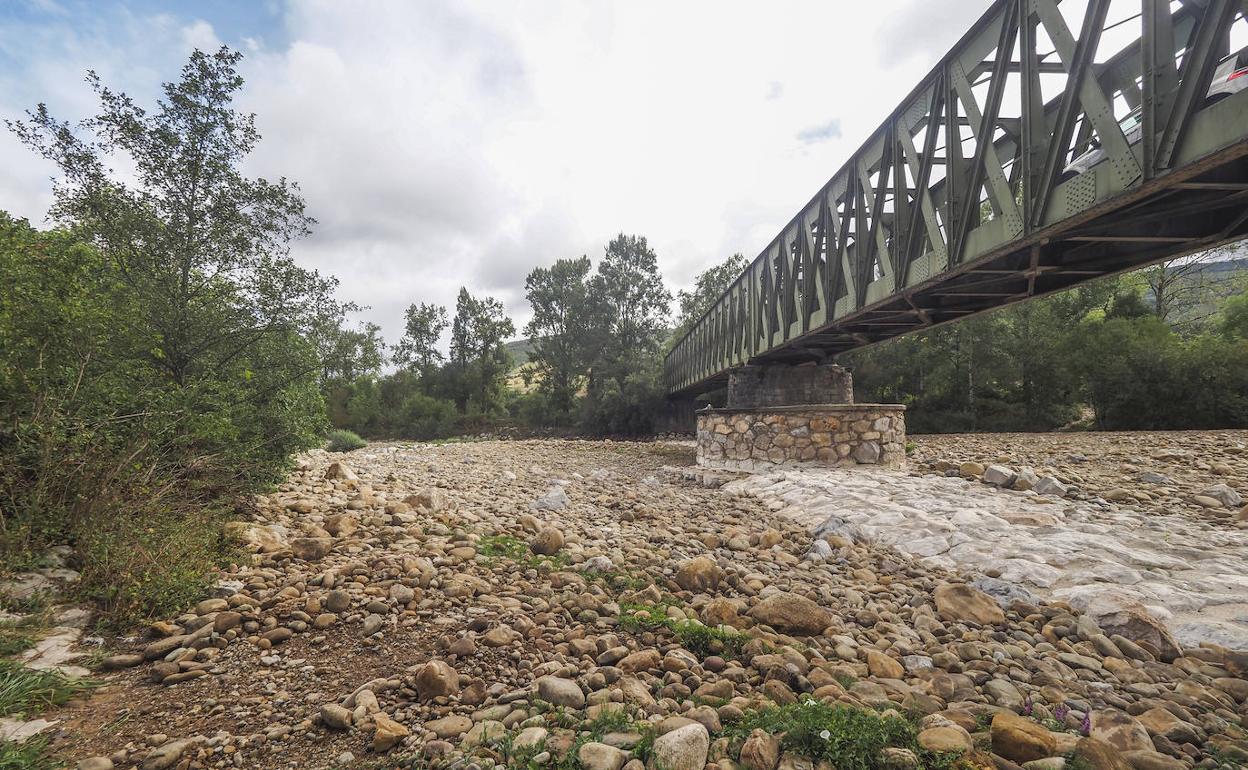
(504, 338), (535, 366)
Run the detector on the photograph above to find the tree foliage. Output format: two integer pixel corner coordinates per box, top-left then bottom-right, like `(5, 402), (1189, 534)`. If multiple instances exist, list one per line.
(448, 287), (515, 414)
(2, 47), (337, 625)
(587, 234), (672, 384)
(393, 302), (448, 372)
(850, 266), (1248, 433)
(524, 256), (592, 415)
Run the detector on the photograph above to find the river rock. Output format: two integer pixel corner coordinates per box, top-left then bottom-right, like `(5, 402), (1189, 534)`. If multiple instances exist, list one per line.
(747, 592), (832, 635)
(934, 583), (1005, 625)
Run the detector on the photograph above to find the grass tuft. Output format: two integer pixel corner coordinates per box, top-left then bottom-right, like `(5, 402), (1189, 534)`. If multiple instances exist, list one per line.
(0, 659), (96, 718)
(618, 601), (748, 657)
(0, 611), (51, 658)
(326, 428), (366, 453)
(0, 734), (61, 770)
(477, 534), (567, 569)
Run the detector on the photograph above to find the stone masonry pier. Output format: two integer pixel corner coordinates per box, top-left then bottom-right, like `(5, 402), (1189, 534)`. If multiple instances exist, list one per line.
(696, 404), (907, 471)
(694, 363), (907, 471)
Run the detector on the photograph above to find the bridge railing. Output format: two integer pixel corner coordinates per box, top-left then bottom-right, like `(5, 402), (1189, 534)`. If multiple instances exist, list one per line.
(665, 0), (1248, 395)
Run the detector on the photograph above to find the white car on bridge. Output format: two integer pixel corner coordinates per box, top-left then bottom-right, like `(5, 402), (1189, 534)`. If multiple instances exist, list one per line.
(1062, 49), (1248, 180)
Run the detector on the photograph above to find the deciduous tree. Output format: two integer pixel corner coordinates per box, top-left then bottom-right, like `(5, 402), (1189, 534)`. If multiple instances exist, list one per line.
(524, 256), (592, 413)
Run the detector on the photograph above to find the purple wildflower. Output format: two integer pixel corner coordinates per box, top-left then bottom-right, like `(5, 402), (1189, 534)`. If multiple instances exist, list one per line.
(1021, 696), (1033, 717)
(1054, 703), (1069, 722)
(1080, 711), (1092, 736)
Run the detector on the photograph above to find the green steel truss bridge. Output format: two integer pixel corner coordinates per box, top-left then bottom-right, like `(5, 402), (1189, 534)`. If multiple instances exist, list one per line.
(664, 0), (1248, 397)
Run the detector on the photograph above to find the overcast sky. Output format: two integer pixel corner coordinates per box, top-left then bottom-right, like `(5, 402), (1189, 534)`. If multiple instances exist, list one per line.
(0, 0), (988, 344)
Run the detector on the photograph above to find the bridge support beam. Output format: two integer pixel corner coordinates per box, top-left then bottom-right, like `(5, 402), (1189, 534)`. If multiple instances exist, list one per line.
(696, 363), (906, 472)
(726, 364), (854, 408)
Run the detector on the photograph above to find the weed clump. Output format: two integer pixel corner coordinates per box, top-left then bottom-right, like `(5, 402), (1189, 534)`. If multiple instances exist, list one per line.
(326, 428), (367, 452)
(0, 659), (96, 717)
(730, 698), (962, 770)
(477, 534), (567, 570)
(619, 601), (748, 656)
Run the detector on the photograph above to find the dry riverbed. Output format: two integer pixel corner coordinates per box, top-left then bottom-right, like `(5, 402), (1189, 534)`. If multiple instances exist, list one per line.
(2, 434), (1246, 770)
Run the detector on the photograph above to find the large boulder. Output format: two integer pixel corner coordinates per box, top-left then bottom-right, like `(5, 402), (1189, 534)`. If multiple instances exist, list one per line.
(1066, 589), (1182, 661)
(536, 675), (585, 708)
(1034, 476), (1069, 497)
(415, 660), (460, 701)
(578, 742), (630, 770)
(674, 556), (724, 593)
(747, 592), (833, 635)
(990, 711), (1056, 763)
(649, 723), (709, 770)
(934, 583), (1005, 625)
(372, 713), (409, 752)
(1088, 710), (1152, 753)
(982, 465), (1016, 486)
(290, 537), (332, 561)
(531, 486), (570, 511)
(324, 461), (357, 481)
(917, 726), (972, 754)
(1072, 737), (1131, 770)
(866, 649), (904, 679)
(1199, 483), (1242, 508)
(738, 729), (781, 770)
(530, 527), (565, 556)
(405, 488), (448, 513)
(701, 597), (744, 628)
(222, 522), (288, 553)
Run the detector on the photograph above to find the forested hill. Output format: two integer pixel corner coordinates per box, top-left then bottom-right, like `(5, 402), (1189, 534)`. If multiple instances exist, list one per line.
(503, 338), (535, 366)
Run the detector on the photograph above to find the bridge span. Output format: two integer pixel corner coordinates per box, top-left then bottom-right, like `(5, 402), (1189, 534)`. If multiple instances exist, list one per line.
(665, 0), (1248, 397)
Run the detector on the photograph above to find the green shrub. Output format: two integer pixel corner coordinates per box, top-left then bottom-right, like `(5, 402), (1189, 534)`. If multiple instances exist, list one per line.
(581, 367), (666, 436)
(326, 428), (366, 452)
(397, 392), (458, 440)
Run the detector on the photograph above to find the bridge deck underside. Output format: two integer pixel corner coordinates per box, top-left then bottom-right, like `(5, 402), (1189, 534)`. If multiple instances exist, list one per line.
(665, 0), (1248, 397)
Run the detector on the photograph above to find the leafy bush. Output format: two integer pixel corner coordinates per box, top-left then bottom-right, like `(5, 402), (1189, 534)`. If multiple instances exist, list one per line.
(581, 367), (666, 436)
(327, 428), (366, 452)
(398, 392), (459, 440)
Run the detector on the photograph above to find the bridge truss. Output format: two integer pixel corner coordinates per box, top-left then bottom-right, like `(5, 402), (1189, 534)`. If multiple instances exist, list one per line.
(665, 0), (1248, 396)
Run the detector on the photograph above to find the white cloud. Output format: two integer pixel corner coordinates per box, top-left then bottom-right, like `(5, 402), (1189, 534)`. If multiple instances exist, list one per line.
(0, 0), (990, 346)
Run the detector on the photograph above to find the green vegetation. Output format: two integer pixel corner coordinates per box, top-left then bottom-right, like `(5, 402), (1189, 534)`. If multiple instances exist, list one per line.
(850, 255), (1248, 432)
(0, 603), (52, 657)
(0, 734), (60, 770)
(618, 601), (748, 656)
(1, 47), (339, 627)
(731, 699), (962, 770)
(326, 428), (366, 453)
(476, 534), (567, 570)
(0, 660), (94, 717)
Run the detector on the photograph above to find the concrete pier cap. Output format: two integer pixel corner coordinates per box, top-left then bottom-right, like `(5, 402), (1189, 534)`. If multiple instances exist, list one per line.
(695, 362), (907, 471)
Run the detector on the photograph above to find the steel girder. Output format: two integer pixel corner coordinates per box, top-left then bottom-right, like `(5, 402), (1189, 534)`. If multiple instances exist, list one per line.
(664, 0), (1248, 397)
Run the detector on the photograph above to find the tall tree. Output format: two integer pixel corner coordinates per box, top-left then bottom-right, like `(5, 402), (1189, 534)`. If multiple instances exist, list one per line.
(9, 47), (344, 389)
(448, 288), (515, 412)
(317, 320), (386, 384)
(586, 233), (672, 387)
(524, 256), (592, 413)
(8, 45), (337, 483)
(393, 302), (448, 372)
(1135, 247), (1241, 332)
